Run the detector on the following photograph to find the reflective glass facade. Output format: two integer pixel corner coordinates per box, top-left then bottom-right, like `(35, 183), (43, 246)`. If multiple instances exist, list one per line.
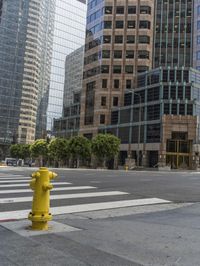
(193, 0), (200, 69)
(0, 0), (55, 144)
(47, 0), (87, 130)
(154, 0), (193, 67)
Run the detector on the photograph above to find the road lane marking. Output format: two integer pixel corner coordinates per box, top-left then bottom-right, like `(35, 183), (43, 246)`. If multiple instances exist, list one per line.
(0, 180), (33, 183)
(0, 182), (72, 188)
(0, 198), (170, 220)
(0, 186), (96, 194)
(0, 177), (31, 180)
(0, 191), (128, 203)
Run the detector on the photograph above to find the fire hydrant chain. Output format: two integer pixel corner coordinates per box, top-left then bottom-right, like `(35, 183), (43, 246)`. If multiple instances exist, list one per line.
(28, 167), (57, 230)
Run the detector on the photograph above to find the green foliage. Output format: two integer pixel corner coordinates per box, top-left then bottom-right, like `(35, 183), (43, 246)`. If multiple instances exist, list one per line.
(30, 139), (48, 159)
(10, 144), (22, 158)
(20, 144), (31, 159)
(9, 144), (31, 159)
(69, 135), (91, 161)
(91, 134), (120, 163)
(48, 138), (69, 162)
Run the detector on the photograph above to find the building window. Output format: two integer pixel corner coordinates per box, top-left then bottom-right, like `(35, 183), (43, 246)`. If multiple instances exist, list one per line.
(197, 51), (200, 60)
(114, 79), (120, 89)
(111, 111), (118, 124)
(197, 36), (200, 44)
(127, 35), (135, 43)
(147, 105), (160, 120)
(125, 65), (133, 73)
(126, 50), (134, 58)
(139, 21), (151, 29)
(113, 65), (121, 73)
(115, 35), (123, 43)
(103, 35), (111, 43)
(198, 6), (200, 16)
(146, 124), (160, 143)
(127, 21), (135, 28)
(101, 65), (109, 73)
(104, 21), (112, 29)
(128, 6), (136, 14)
(113, 97), (118, 106)
(102, 79), (107, 88)
(102, 50), (110, 58)
(116, 21), (124, 28)
(179, 104), (185, 115)
(116, 6), (124, 14)
(100, 114), (105, 124)
(164, 104), (170, 114)
(105, 6), (112, 14)
(126, 80), (132, 89)
(187, 104), (193, 115)
(139, 35), (150, 44)
(172, 104), (177, 115)
(140, 6), (151, 14)
(197, 21), (200, 30)
(137, 66), (149, 73)
(85, 81), (95, 125)
(114, 50), (122, 58)
(138, 50), (149, 59)
(101, 96), (106, 106)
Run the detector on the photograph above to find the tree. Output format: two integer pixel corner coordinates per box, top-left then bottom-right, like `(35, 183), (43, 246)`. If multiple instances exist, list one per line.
(48, 138), (70, 167)
(68, 135), (91, 168)
(30, 139), (48, 166)
(10, 144), (22, 159)
(20, 144), (31, 160)
(91, 134), (120, 167)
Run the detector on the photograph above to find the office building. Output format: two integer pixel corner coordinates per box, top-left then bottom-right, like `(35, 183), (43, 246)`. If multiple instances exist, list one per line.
(0, 0), (55, 149)
(54, 46), (85, 137)
(104, 0), (200, 169)
(47, 0), (87, 131)
(103, 67), (200, 169)
(80, 0), (154, 137)
(76, 0), (200, 169)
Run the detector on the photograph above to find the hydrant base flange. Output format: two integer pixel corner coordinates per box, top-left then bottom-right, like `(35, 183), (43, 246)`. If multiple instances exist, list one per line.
(28, 213), (52, 222)
(31, 221), (49, 231)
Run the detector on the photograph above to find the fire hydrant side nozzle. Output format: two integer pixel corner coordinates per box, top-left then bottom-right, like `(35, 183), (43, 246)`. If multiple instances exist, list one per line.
(28, 167), (57, 231)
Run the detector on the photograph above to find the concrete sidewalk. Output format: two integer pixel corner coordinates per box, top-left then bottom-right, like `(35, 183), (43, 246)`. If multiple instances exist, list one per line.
(0, 202), (200, 266)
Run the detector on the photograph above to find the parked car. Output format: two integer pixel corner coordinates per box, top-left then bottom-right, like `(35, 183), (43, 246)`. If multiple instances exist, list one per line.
(5, 158), (17, 166)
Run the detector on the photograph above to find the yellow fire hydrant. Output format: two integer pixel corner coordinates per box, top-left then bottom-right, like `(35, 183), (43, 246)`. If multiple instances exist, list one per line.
(28, 167), (57, 230)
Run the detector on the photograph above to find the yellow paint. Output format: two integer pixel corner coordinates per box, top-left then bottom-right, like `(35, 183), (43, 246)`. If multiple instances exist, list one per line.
(28, 167), (57, 230)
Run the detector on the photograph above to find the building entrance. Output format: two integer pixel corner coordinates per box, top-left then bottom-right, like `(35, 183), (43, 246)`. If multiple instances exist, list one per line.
(166, 132), (192, 169)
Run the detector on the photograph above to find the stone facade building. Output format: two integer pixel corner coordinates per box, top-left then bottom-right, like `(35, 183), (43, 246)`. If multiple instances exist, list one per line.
(80, 0), (154, 137)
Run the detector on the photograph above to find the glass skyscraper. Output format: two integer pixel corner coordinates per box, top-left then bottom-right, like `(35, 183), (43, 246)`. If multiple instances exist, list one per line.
(47, 0), (87, 130)
(0, 0), (55, 148)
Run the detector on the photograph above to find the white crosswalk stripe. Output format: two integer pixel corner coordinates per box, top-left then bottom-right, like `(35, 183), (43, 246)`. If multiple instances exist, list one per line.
(0, 182), (72, 188)
(0, 198), (170, 221)
(0, 177), (31, 180)
(0, 186), (96, 194)
(0, 174), (170, 221)
(0, 191), (128, 204)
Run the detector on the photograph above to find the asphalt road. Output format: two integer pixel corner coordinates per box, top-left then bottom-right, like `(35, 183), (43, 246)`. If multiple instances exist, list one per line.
(1, 167), (200, 266)
(2, 167), (200, 203)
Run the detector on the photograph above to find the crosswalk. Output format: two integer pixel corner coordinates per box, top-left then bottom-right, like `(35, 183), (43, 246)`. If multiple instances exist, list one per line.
(0, 172), (170, 221)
